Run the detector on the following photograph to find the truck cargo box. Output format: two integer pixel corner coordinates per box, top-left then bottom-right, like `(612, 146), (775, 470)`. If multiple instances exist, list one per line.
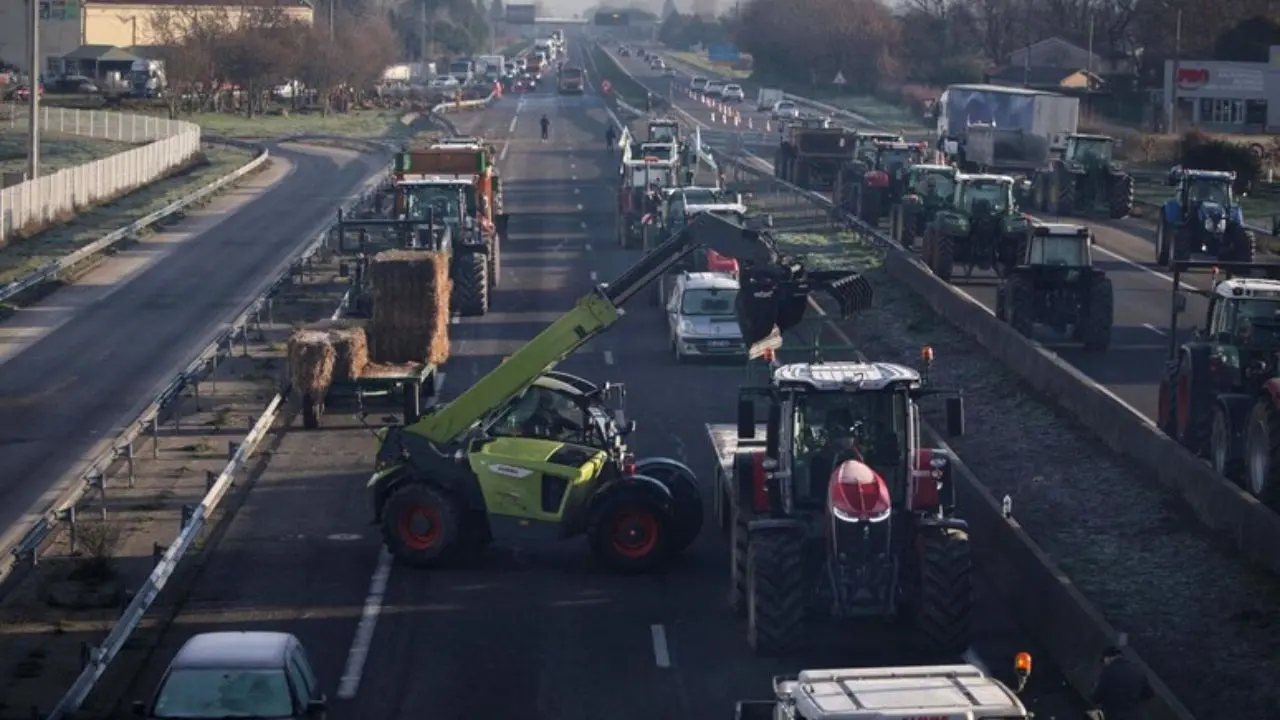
(396, 148), (490, 175)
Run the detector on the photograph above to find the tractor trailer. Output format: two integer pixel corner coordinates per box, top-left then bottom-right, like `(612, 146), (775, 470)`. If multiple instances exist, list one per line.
(936, 83), (1079, 174)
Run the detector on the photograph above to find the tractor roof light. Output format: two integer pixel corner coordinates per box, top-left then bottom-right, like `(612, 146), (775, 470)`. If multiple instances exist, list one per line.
(1014, 651), (1032, 678)
(921, 345), (935, 363)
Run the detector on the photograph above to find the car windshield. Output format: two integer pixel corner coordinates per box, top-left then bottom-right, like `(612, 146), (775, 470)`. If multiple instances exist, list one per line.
(152, 668), (293, 718)
(404, 185), (463, 224)
(681, 288), (737, 315)
(960, 180), (1010, 214)
(1187, 179), (1231, 206)
(725, 85), (741, 93)
(707, 81), (724, 89)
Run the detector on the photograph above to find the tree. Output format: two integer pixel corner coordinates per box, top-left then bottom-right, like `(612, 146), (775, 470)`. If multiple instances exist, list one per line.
(1213, 15), (1280, 62)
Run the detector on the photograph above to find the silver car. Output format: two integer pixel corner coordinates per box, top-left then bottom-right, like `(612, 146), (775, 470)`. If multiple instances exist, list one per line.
(134, 631), (327, 719)
(666, 272), (744, 362)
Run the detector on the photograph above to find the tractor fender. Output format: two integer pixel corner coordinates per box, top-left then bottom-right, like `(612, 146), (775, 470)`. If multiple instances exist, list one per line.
(635, 456), (697, 482)
(592, 473), (673, 509)
(1263, 378), (1280, 410)
(368, 464), (408, 523)
(1162, 199), (1182, 225)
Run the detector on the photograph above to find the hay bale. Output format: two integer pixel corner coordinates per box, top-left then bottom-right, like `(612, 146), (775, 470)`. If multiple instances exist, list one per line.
(307, 319), (369, 382)
(287, 329), (336, 396)
(369, 250), (451, 365)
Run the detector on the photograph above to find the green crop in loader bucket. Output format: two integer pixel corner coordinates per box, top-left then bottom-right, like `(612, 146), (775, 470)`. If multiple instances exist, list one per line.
(735, 263), (874, 349)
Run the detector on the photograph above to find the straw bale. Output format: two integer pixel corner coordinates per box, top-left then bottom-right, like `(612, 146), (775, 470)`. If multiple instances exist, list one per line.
(287, 329), (336, 396)
(307, 319), (369, 382)
(369, 250), (452, 365)
(361, 361), (427, 379)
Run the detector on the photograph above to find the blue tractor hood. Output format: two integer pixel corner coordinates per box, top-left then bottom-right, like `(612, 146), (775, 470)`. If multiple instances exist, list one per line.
(1198, 201), (1226, 221)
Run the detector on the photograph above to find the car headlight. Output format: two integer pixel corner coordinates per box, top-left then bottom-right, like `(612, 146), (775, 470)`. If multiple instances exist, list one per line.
(678, 319), (695, 334)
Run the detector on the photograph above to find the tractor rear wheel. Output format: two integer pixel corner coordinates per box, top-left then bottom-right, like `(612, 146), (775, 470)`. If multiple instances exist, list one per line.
(914, 526), (972, 657)
(1007, 275), (1034, 337)
(1080, 276), (1114, 350)
(1224, 223), (1257, 263)
(1109, 173), (1135, 218)
(1156, 220), (1172, 266)
(728, 507), (749, 615)
(932, 235), (955, 282)
(1057, 172), (1077, 216)
(1174, 346), (1214, 455)
(746, 529), (805, 655)
(452, 251), (489, 317)
(587, 484), (674, 573)
(1244, 399), (1280, 507)
(382, 483), (461, 568)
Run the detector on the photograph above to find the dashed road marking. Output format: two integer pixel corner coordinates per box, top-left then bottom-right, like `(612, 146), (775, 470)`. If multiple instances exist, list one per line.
(650, 624), (671, 668)
(603, 350), (615, 365)
(590, 270), (598, 281)
(1143, 323), (1167, 336)
(580, 220), (587, 228)
(574, 188), (581, 194)
(337, 547), (393, 699)
(577, 203), (584, 211)
(585, 242), (593, 251)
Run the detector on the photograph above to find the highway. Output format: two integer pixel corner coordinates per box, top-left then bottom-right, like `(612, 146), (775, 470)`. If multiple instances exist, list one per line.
(0, 143), (390, 561)
(610, 48), (1260, 424)
(95, 40), (1089, 720)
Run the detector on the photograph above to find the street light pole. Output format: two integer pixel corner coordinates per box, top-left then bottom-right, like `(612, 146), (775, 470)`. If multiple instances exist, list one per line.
(27, 0), (41, 180)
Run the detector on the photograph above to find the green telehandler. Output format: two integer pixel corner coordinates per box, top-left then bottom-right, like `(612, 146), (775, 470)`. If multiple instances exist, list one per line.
(367, 213), (873, 573)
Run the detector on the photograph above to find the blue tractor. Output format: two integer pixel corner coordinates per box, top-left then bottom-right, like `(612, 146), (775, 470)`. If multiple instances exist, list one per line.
(1155, 168), (1255, 267)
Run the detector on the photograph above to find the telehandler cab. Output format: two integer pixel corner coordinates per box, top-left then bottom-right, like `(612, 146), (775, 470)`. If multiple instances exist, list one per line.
(368, 213), (872, 573)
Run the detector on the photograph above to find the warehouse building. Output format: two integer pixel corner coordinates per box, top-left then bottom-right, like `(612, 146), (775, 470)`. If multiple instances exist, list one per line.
(1163, 48), (1280, 133)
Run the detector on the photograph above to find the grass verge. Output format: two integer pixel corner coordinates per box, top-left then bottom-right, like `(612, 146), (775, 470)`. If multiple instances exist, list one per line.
(176, 111), (403, 140)
(0, 146), (256, 289)
(0, 130), (132, 177)
(668, 52), (751, 80)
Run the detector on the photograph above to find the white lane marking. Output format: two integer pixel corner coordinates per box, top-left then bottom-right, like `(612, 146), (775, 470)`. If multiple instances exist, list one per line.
(650, 623), (671, 668)
(571, 162), (577, 169)
(508, 115), (518, 132)
(603, 350), (615, 365)
(580, 220), (587, 228)
(1143, 323), (1168, 336)
(1092, 244), (1198, 292)
(585, 242), (593, 251)
(574, 188), (581, 194)
(337, 547), (393, 699)
(577, 203), (584, 210)
(499, 141), (509, 162)
(590, 270), (598, 281)
(450, 315), (460, 325)
(572, 175), (578, 180)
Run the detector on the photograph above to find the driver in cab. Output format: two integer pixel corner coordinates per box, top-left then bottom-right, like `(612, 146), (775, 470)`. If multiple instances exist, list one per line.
(505, 390), (582, 442)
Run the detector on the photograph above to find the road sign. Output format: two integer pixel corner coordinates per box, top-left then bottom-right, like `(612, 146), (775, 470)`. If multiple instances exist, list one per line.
(833, 71), (847, 85)
(708, 45), (741, 64)
(601, 80), (612, 94)
(505, 3), (536, 23)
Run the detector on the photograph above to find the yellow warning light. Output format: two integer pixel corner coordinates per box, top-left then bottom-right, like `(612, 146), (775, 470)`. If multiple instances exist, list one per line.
(920, 345), (935, 363)
(1014, 652), (1032, 675)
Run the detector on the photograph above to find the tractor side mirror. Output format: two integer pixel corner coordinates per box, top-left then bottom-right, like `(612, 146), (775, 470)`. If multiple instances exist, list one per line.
(1174, 292), (1188, 314)
(945, 396), (965, 437)
(765, 403), (781, 457)
(737, 398), (755, 439)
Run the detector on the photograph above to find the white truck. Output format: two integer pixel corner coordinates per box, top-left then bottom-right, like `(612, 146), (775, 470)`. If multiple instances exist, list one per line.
(756, 87), (783, 111)
(735, 661), (1034, 720)
(936, 83), (1079, 174)
(128, 59), (165, 98)
(477, 54), (505, 75)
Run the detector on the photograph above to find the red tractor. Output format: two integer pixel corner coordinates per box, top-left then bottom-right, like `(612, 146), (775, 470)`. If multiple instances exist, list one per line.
(710, 352), (970, 656)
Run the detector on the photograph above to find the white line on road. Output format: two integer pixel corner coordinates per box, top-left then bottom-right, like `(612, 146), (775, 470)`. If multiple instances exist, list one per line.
(580, 220), (587, 228)
(572, 175), (578, 181)
(650, 624), (671, 668)
(508, 115), (518, 132)
(337, 547), (393, 699)
(574, 188), (581, 194)
(577, 203), (584, 211)
(499, 141), (510, 162)
(603, 350), (615, 365)
(1143, 323), (1168, 336)
(585, 242), (593, 251)
(590, 270), (598, 281)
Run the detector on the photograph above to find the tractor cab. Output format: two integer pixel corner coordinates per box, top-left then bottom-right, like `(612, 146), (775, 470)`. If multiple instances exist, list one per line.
(997, 223), (1112, 350)
(954, 173), (1016, 216)
(396, 177), (472, 250)
(904, 164), (957, 205)
(734, 658), (1034, 720)
(1062, 133), (1115, 167)
(1170, 168), (1235, 220)
(853, 132), (904, 164)
(1199, 276), (1280, 356)
(873, 141), (927, 177)
(1155, 168), (1253, 265)
(1021, 222), (1093, 270)
(638, 142), (678, 164)
(647, 119), (680, 144)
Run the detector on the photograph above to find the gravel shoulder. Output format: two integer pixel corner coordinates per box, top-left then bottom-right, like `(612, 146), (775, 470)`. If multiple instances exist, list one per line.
(736, 167), (1280, 719)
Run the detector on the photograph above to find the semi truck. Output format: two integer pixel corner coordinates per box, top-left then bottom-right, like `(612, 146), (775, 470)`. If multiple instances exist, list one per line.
(936, 83), (1079, 174)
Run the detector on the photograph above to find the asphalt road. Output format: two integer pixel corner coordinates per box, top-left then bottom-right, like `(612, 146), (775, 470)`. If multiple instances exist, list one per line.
(101, 39), (1089, 720)
(609, 47), (1256, 423)
(0, 143), (389, 559)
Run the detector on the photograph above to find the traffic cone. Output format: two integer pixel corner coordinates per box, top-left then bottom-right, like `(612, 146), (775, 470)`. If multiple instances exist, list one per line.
(765, 120), (771, 131)
(734, 114), (740, 127)
(748, 117), (753, 129)
(711, 112), (717, 123)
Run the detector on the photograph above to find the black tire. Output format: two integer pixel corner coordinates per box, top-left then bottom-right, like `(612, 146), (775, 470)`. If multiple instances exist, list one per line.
(1007, 274), (1034, 338)
(452, 252), (489, 317)
(1174, 346), (1214, 455)
(1173, 224), (1193, 262)
(587, 483), (674, 573)
(1244, 399), (1280, 507)
(933, 234), (955, 282)
(1224, 223), (1257, 263)
(1211, 404), (1243, 481)
(641, 468), (704, 554)
(1156, 220), (1171, 266)
(381, 483), (461, 568)
(1057, 172), (1076, 216)
(728, 506), (748, 615)
(1080, 275), (1114, 350)
(746, 530), (805, 655)
(914, 526), (972, 656)
(301, 393), (323, 429)
(488, 232), (502, 290)
(1108, 172), (1134, 218)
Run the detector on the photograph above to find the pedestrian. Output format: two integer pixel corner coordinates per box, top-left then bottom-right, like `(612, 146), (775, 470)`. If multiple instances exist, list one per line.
(1090, 646), (1154, 720)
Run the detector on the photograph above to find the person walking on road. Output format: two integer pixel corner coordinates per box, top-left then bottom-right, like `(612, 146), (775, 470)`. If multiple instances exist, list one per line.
(1089, 646), (1154, 720)
(540, 114), (550, 142)
(605, 125), (616, 151)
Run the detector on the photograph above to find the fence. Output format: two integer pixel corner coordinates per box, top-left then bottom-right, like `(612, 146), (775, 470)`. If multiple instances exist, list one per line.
(0, 105), (201, 243)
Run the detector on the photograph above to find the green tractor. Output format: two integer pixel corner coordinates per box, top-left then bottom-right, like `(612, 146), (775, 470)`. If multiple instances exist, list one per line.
(1032, 134), (1135, 219)
(368, 213), (872, 573)
(888, 164), (958, 250)
(922, 174), (1028, 282)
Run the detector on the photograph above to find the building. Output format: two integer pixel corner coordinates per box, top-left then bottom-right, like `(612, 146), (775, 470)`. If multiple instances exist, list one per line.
(0, 0), (313, 74)
(1161, 55), (1280, 132)
(1005, 36), (1131, 76)
(987, 65), (1103, 92)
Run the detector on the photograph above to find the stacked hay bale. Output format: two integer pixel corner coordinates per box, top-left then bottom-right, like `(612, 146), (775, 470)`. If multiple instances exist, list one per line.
(286, 320), (369, 396)
(307, 319), (369, 382)
(368, 250), (451, 367)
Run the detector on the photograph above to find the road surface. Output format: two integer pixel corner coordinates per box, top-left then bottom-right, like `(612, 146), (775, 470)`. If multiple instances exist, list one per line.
(0, 142), (389, 559)
(100, 41), (1089, 720)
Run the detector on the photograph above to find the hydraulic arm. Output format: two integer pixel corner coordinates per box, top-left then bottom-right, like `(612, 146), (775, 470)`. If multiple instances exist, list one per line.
(401, 211), (874, 447)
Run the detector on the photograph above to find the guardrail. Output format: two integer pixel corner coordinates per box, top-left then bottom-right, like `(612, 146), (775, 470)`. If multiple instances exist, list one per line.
(706, 142), (1198, 720)
(0, 105), (204, 243)
(40, 165), (390, 720)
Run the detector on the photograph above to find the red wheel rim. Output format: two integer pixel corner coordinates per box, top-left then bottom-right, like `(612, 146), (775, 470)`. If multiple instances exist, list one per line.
(1176, 372), (1190, 440)
(610, 510), (659, 559)
(397, 505), (442, 550)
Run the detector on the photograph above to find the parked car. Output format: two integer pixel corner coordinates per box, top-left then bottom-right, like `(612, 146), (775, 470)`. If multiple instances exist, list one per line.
(771, 100), (800, 119)
(5, 84), (43, 102)
(666, 271), (744, 362)
(722, 84), (745, 102)
(690, 76), (708, 92)
(133, 632), (327, 720)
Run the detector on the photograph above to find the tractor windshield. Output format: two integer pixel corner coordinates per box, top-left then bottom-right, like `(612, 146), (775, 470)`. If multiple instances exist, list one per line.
(1029, 235), (1089, 267)
(1231, 298), (1280, 347)
(403, 184), (465, 225)
(959, 181), (1011, 214)
(630, 164), (674, 189)
(878, 148), (917, 169)
(910, 170), (955, 200)
(792, 389), (908, 502)
(649, 123), (678, 142)
(1187, 178), (1231, 207)
(1067, 137), (1113, 165)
